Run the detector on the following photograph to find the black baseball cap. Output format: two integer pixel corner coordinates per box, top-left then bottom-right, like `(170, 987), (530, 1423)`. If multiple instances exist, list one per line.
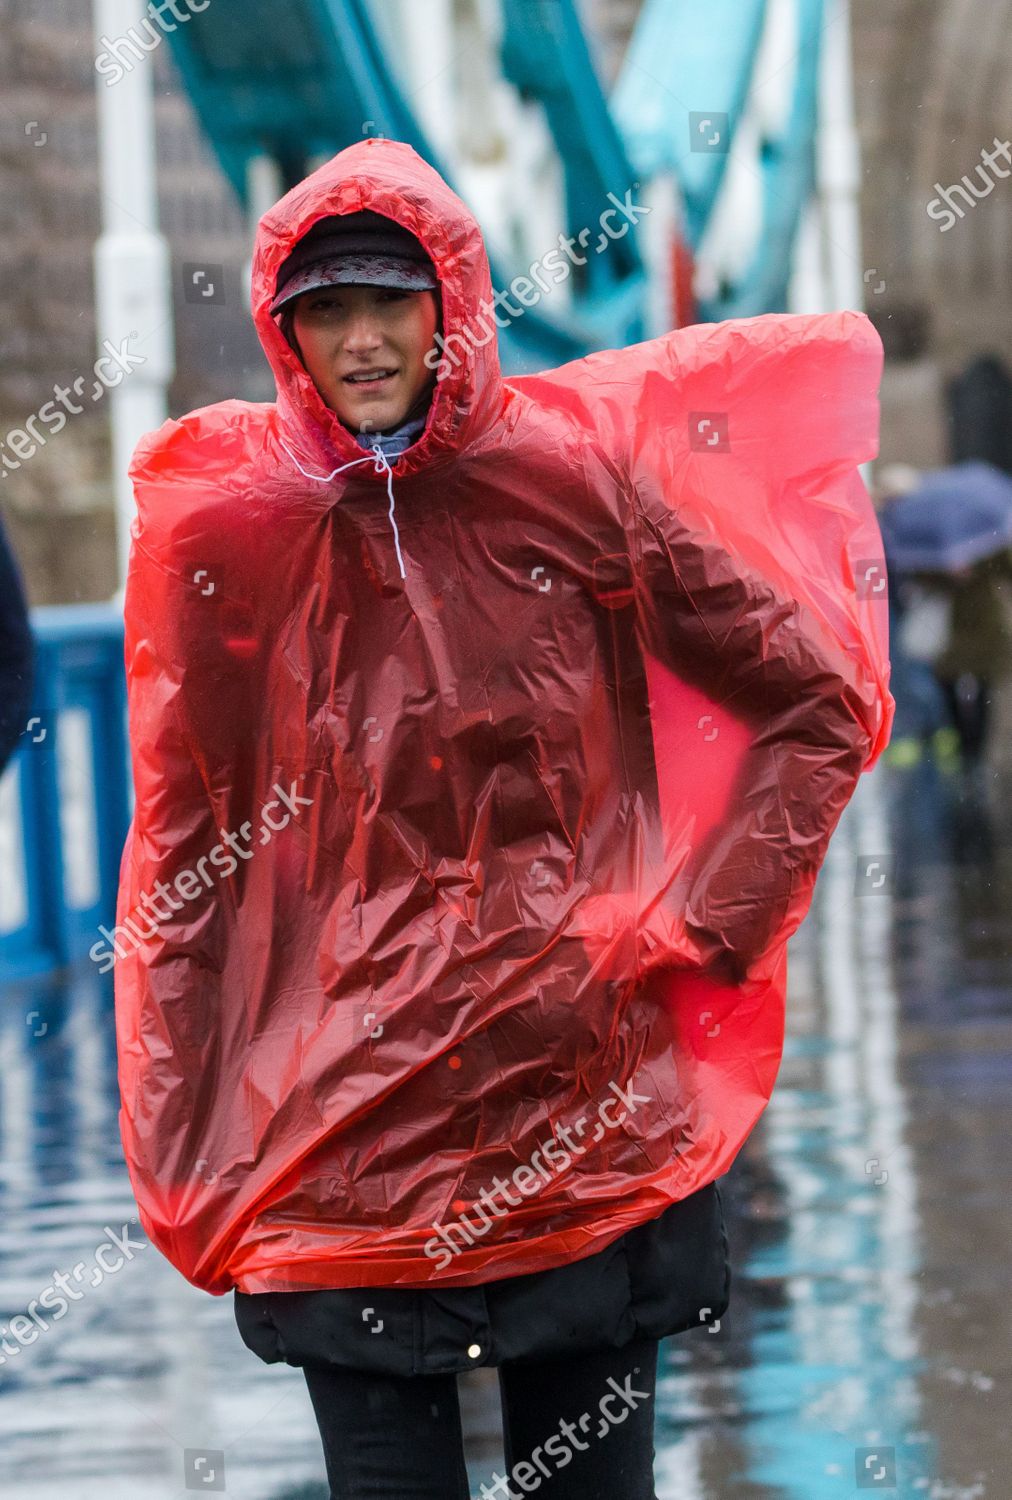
(270, 210), (439, 314)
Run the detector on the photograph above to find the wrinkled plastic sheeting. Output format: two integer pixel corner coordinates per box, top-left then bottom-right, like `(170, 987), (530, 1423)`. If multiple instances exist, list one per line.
(114, 140), (892, 1295)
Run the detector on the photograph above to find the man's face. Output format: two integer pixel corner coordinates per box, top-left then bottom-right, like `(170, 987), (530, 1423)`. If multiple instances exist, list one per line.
(290, 284), (440, 433)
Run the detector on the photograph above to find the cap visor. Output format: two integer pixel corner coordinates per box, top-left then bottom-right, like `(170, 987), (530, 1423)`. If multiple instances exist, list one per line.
(270, 255), (438, 314)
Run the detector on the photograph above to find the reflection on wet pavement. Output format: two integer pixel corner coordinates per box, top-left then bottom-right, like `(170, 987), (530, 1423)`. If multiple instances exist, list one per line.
(1, 764), (1009, 1497)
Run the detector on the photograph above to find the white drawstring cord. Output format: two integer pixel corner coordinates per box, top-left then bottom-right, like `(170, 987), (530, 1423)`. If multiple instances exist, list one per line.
(278, 434), (408, 580)
(372, 446), (407, 580)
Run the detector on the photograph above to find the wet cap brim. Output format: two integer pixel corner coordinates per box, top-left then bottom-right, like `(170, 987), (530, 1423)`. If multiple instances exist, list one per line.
(270, 254), (439, 314)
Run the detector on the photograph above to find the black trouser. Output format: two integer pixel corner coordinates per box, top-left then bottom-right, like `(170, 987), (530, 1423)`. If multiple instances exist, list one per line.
(939, 673), (992, 762)
(302, 1335), (660, 1499)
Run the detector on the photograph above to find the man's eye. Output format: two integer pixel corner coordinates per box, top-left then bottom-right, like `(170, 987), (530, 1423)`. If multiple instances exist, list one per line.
(301, 293), (343, 312)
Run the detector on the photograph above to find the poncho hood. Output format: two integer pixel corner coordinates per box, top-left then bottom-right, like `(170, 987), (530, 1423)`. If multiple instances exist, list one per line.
(115, 140), (892, 1297)
(251, 138), (507, 479)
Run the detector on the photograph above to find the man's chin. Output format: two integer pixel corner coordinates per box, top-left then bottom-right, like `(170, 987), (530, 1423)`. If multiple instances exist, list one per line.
(331, 399), (409, 434)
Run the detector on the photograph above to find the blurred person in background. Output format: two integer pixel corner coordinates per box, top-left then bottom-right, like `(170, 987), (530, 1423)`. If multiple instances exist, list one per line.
(875, 466), (948, 763)
(878, 461), (1012, 771)
(932, 550), (1012, 768)
(0, 518), (34, 777)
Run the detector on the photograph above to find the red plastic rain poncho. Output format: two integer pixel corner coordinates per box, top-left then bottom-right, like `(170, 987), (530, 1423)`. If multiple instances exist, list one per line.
(114, 140), (892, 1296)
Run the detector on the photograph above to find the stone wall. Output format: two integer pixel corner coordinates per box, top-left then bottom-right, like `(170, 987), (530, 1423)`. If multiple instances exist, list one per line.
(0, 0), (263, 605)
(852, 0), (1012, 469)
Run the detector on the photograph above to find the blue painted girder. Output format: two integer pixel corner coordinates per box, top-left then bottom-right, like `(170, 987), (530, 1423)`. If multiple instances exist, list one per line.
(612, 0), (768, 245)
(612, 0), (826, 320)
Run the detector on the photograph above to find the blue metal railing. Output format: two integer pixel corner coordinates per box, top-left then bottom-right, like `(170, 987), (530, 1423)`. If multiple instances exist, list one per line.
(0, 606), (129, 981)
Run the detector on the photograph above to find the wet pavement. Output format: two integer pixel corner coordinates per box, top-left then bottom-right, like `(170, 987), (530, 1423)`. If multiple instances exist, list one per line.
(1, 762), (1009, 1498)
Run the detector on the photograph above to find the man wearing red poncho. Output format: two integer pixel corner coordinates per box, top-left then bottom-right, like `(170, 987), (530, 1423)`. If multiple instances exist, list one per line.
(115, 139), (891, 1497)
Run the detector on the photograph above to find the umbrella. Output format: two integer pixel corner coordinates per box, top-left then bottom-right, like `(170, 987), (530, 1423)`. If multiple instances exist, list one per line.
(879, 462), (1012, 574)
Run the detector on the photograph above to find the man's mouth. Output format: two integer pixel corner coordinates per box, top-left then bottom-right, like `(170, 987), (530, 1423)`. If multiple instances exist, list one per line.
(344, 368), (398, 387)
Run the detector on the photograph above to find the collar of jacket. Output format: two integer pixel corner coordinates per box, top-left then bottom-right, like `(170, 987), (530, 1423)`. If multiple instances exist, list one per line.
(352, 406), (430, 460)
(252, 140), (509, 484)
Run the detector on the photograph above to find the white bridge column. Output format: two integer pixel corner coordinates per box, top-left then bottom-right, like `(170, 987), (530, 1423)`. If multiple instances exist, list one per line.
(92, 0), (175, 595)
(818, 0), (865, 311)
(391, 0), (457, 165)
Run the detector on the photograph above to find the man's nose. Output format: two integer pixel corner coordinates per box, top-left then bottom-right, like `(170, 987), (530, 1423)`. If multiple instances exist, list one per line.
(342, 313), (383, 354)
